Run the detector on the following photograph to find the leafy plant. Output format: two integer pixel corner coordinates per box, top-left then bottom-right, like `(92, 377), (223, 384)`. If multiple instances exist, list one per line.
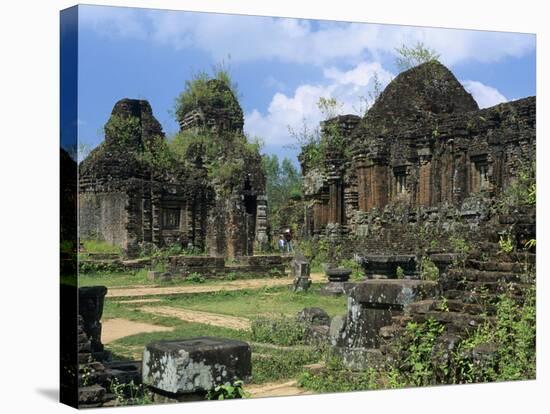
(339, 258), (364, 280)
(498, 234), (514, 254)
(524, 239), (536, 250)
(251, 314), (307, 346)
(420, 257), (439, 281)
(253, 346), (322, 384)
(109, 378), (152, 406)
(497, 161), (536, 212)
(185, 272), (206, 284)
(206, 380), (248, 400)
(450, 236), (470, 266)
(396, 265), (405, 279)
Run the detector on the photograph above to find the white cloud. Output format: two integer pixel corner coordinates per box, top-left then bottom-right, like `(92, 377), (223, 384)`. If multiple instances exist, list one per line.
(246, 65), (510, 148)
(79, 6), (535, 67)
(79, 5), (147, 39)
(461, 80), (508, 108)
(244, 61), (393, 147)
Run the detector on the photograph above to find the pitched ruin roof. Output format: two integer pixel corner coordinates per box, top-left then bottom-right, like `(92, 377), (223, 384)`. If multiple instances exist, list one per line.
(369, 61), (479, 120)
(79, 98), (164, 182)
(106, 98), (164, 146)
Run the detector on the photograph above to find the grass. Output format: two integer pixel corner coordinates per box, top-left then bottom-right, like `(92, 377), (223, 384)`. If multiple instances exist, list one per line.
(102, 283), (344, 385)
(104, 297), (327, 384)
(150, 285), (347, 318)
(93, 268), (347, 391)
(81, 239), (122, 254)
(78, 269), (238, 288)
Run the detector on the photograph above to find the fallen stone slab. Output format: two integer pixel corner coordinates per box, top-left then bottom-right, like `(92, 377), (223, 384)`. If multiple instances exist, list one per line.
(143, 337), (251, 395)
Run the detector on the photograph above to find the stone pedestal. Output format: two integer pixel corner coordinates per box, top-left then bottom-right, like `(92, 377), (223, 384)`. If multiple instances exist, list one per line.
(142, 337), (251, 396)
(291, 256), (311, 292)
(338, 279), (438, 349)
(320, 268), (352, 296)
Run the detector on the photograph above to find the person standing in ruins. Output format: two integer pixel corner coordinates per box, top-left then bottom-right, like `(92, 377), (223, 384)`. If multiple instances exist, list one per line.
(278, 235), (285, 253)
(284, 229), (293, 253)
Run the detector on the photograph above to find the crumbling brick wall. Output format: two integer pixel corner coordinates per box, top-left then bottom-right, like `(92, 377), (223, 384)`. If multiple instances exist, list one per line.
(79, 88), (267, 258)
(301, 62), (535, 244)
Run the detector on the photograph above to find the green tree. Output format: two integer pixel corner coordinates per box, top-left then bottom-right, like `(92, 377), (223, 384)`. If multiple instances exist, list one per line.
(395, 42), (441, 72)
(262, 154), (303, 235)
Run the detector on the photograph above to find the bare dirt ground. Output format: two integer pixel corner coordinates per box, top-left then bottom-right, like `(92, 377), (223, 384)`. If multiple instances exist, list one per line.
(247, 380), (312, 398)
(102, 318), (174, 344)
(107, 273), (326, 298)
(139, 306), (251, 330)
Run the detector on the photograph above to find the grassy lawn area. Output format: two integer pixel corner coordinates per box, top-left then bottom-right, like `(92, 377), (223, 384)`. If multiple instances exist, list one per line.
(154, 285), (347, 317)
(102, 283), (346, 384)
(81, 239), (122, 254)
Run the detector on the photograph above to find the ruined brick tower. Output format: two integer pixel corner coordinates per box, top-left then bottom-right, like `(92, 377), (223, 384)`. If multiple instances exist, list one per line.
(79, 81), (267, 257)
(301, 61), (536, 242)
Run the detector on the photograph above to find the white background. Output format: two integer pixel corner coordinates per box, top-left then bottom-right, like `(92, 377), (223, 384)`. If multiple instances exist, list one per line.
(0, 0), (547, 412)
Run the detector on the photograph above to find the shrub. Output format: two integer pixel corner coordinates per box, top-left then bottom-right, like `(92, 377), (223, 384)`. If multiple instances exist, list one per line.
(109, 378), (152, 406)
(206, 380), (248, 400)
(497, 161), (536, 211)
(450, 236), (470, 266)
(498, 234), (514, 254)
(339, 258), (364, 280)
(396, 318), (445, 387)
(253, 347), (321, 384)
(251, 315), (307, 346)
(185, 272), (206, 283)
(453, 287), (536, 383)
(298, 354), (380, 392)
(396, 266), (405, 279)
(420, 257), (439, 281)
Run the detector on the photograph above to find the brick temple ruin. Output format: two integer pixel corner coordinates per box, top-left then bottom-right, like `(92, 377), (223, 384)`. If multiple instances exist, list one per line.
(301, 61), (535, 247)
(79, 80), (268, 258)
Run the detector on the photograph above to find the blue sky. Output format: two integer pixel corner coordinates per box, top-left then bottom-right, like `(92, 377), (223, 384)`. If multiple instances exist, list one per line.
(76, 5), (536, 164)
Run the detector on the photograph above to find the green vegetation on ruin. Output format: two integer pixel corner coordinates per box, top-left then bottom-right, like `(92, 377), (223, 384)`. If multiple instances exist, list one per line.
(174, 65), (240, 123)
(299, 286), (536, 392)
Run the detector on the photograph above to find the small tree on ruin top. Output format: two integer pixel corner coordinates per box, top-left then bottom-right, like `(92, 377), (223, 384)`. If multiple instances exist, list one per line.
(395, 42), (441, 72)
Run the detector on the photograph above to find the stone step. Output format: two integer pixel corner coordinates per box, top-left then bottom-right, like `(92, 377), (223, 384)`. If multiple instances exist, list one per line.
(412, 311), (494, 334)
(447, 269), (524, 284)
(406, 299), (485, 315)
(391, 315), (412, 327)
(462, 280), (532, 295)
(379, 324), (404, 340)
(78, 384), (106, 406)
(466, 259), (526, 273)
(443, 289), (493, 304)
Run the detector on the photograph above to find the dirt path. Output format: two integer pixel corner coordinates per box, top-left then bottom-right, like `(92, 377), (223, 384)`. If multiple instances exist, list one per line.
(247, 380), (312, 398)
(107, 273), (325, 298)
(139, 306), (251, 330)
(102, 318), (174, 344)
